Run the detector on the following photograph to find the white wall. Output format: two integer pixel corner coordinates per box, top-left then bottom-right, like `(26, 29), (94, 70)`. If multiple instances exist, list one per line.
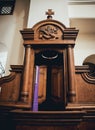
(28, 0), (69, 28)
(74, 33), (95, 65)
(68, 3), (95, 65)
(0, 0), (30, 75)
(68, 4), (95, 18)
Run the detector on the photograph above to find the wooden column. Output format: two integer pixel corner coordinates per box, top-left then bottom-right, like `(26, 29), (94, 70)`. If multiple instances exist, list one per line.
(21, 45), (34, 104)
(67, 45), (76, 103)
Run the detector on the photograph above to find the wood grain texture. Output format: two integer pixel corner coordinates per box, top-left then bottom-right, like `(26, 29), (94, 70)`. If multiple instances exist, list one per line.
(0, 11), (95, 130)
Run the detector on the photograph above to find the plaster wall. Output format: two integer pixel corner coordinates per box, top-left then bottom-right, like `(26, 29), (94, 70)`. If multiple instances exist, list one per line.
(27, 0), (69, 27)
(0, 0), (30, 75)
(74, 33), (95, 65)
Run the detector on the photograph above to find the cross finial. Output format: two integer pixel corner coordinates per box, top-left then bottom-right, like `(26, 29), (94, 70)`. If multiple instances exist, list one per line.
(46, 9), (54, 19)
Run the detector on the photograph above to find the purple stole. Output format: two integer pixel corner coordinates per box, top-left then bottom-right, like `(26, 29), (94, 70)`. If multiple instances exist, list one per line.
(32, 66), (39, 111)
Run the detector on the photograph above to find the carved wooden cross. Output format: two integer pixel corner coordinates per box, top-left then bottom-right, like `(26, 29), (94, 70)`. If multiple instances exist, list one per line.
(46, 9), (54, 19)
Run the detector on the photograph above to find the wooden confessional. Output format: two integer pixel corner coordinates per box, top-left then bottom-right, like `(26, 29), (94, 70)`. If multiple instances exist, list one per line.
(0, 10), (95, 130)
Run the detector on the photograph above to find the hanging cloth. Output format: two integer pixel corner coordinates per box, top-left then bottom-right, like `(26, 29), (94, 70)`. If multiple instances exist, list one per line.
(32, 66), (40, 111)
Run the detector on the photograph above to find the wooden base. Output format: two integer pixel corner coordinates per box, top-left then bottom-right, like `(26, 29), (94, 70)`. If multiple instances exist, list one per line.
(10, 110), (85, 130)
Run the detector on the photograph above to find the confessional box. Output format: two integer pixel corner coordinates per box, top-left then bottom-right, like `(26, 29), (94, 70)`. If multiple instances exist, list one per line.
(1, 10), (95, 130)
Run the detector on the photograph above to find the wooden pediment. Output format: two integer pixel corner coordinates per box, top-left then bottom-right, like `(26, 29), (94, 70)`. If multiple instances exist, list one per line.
(32, 19), (66, 41)
(21, 11), (79, 46)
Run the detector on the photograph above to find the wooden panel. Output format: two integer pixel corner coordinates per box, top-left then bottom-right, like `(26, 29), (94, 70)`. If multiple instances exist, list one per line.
(75, 73), (95, 103)
(9, 110), (85, 130)
(0, 72), (21, 102)
(51, 66), (64, 102)
(16, 126), (77, 130)
(78, 121), (95, 130)
(38, 66), (47, 104)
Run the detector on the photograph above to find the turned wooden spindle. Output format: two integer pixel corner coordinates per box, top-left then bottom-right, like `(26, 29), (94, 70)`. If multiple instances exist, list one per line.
(67, 45), (76, 103)
(21, 45), (34, 103)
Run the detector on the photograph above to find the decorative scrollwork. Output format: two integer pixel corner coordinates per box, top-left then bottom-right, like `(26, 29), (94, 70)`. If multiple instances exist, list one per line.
(82, 62), (95, 84)
(81, 64), (95, 84)
(39, 25), (59, 40)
